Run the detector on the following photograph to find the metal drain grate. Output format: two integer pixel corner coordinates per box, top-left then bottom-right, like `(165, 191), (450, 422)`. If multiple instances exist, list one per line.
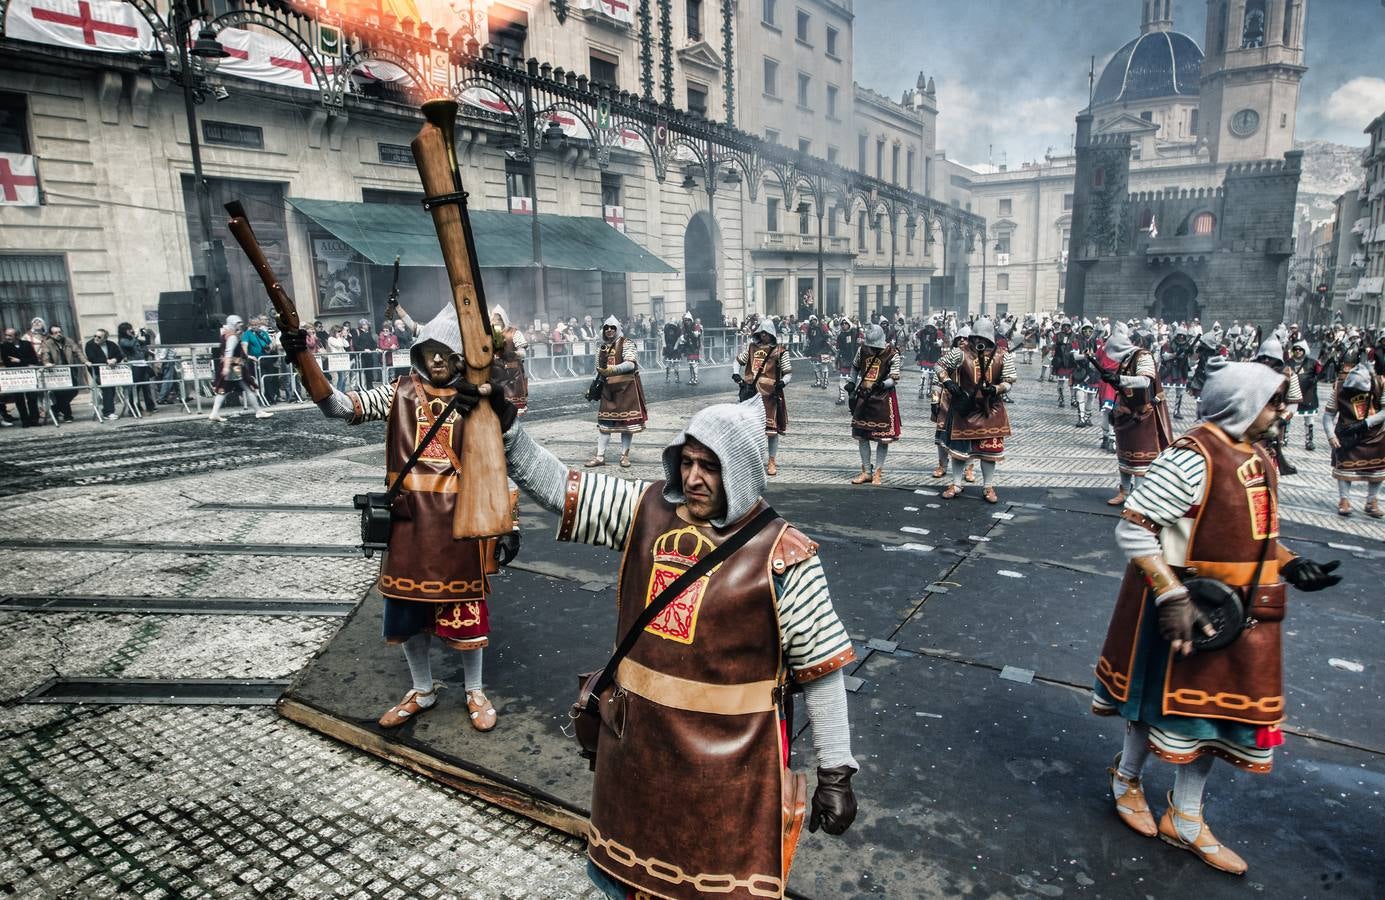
(0, 594), (356, 616)
(21, 677), (291, 706)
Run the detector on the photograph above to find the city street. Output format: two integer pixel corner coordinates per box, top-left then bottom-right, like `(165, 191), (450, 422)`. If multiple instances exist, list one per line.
(1, 362), (1381, 898)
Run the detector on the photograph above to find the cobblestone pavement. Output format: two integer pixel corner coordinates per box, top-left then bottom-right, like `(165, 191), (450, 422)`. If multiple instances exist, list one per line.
(1, 356), (1377, 899)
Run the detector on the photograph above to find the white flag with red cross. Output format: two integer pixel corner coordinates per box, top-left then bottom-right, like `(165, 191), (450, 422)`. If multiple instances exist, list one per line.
(0, 153), (41, 207)
(603, 204), (626, 233)
(509, 196), (532, 214)
(6, 0), (156, 53)
(212, 25), (338, 92)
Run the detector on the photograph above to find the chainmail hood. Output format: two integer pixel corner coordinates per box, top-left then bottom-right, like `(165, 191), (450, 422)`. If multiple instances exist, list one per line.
(1197, 358), (1285, 441)
(411, 305), (464, 375)
(661, 397), (769, 528)
(1105, 322), (1137, 363)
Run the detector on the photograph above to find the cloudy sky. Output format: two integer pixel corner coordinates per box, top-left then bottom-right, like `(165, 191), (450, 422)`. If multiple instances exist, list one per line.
(852, 0), (1385, 168)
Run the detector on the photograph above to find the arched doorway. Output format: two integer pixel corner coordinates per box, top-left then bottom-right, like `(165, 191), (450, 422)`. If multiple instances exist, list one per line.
(684, 211), (720, 322)
(1153, 272), (1199, 323)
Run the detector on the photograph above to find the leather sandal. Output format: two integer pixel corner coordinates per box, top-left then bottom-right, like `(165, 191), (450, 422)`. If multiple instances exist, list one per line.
(767, 457), (778, 476)
(1107, 754), (1157, 837)
(850, 467), (872, 485)
(1338, 498), (1351, 517)
(963, 465), (977, 484)
(1365, 500), (1383, 519)
(466, 690), (497, 732)
(983, 487), (998, 504)
(584, 456), (606, 467)
(619, 453), (631, 468)
(378, 686), (439, 729)
(931, 466), (946, 478)
(871, 468), (883, 485)
(1106, 490), (1127, 507)
(942, 484), (963, 499)
(1157, 792), (1247, 875)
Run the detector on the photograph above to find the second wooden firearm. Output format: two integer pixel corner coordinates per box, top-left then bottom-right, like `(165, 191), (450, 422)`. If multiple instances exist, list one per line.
(224, 200), (333, 404)
(412, 98), (512, 540)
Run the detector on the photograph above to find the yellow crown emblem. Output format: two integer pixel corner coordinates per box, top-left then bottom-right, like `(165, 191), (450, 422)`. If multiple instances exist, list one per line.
(1236, 454), (1266, 487)
(653, 524), (715, 567)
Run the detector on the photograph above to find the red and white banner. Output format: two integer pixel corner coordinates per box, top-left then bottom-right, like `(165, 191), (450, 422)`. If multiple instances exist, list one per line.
(509, 195), (532, 214)
(211, 24), (338, 91)
(5, 0), (156, 53)
(0, 153), (41, 206)
(577, 0), (633, 24)
(603, 204), (625, 233)
(460, 84), (518, 118)
(544, 110), (591, 141)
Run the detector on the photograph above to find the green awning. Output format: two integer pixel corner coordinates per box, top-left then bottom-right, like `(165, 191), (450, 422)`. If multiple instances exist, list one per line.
(287, 197), (675, 273)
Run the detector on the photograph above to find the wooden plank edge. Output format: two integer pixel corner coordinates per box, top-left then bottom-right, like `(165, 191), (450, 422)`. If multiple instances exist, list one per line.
(277, 697), (589, 839)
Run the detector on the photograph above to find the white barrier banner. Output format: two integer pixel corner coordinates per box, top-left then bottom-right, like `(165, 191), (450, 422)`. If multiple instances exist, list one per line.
(183, 362), (212, 382)
(327, 353), (350, 372)
(0, 368), (40, 392)
(41, 367), (73, 389)
(100, 364), (133, 386)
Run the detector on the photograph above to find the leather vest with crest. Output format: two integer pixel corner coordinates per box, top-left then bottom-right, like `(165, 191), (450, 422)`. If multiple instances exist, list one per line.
(950, 346), (1011, 439)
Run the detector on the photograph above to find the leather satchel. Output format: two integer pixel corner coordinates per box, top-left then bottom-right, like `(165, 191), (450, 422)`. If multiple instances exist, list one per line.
(570, 506), (779, 767)
(737, 350), (775, 402)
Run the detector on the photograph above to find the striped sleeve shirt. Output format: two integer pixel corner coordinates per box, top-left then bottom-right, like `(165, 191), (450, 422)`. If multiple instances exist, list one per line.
(560, 472), (853, 680)
(1124, 447), (1207, 527)
(932, 347), (1016, 383)
(350, 382), (396, 423)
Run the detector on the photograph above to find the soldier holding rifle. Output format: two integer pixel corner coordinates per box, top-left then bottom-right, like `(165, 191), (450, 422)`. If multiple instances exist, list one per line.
(934, 316), (1016, 503)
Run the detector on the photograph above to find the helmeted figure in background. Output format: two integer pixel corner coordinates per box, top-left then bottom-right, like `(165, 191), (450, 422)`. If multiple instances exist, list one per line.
(1286, 340), (1321, 451)
(931, 327), (975, 484)
(804, 315), (832, 389)
(1161, 327), (1193, 419)
(1021, 317), (1039, 365)
(281, 306), (515, 733)
(736, 321), (791, 476)
(503, 397), (860, 899)
(1095, 332), (1121, 454)
(1094, 358), (1341, 876)
(915, 319), (944, 399)
(1072, 320), (1102, 428)
(935, 316), (1016, 504)
(681, 312), (703, 385)
(834, 318), (858, 406)
(1050, 319), (1077, 407)
(1252, 335), (1301, 476)
(588, 316), (647, 469)
(1188, 327), (1226, 398)
(663, 319), (684, 383)
(490, 306), (528, 416)
(1323, 354), (1385, 518)
(1101, 323), (1173, 507)
(847, 324), (903, 485)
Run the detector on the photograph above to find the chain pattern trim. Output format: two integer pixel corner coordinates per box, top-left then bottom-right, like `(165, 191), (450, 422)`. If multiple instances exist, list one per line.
(588, 825), (783, 897)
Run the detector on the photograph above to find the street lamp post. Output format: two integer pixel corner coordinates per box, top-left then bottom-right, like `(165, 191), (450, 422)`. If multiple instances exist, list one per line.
(816, 204), (825, 318)
(979, 237), (987, 318)
(887, 212), (898, 313)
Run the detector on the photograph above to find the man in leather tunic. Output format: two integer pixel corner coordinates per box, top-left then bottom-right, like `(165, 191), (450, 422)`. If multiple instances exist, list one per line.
(503, 397), (859, 899)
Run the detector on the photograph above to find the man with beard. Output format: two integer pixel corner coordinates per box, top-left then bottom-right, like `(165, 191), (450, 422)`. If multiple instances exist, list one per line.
(1161, 327), (1194, 420)
(936, 317), (1015, 503)
(736, 321), (790, 476)
(588, 316), (647, 468)
(1100, 323), (1173, 507)
(847, 324), (902, 485)
(1094, 357), (1340, 875)
(1323, 348), (1385, 518)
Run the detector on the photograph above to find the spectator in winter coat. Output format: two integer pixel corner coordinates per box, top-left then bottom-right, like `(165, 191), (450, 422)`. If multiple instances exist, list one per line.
(84, 328), (124, 419)
(40, 324), (85, 422)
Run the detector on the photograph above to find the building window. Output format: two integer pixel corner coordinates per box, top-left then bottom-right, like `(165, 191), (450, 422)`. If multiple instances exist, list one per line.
(875, 217), (883, 253)
(0, 255), (75, 337)
(906, 149), (915, 190)
(1189, 108), (1199, 136)
(798, 137), (811, 155)
(827, 145), (838, 165)
(687, 82), (708, 117)
(826, 84), (838, 119)
(799, 203), (811, 235)
(1215, 2), (1228, 53)
(1193, 211), (1216, 235)
(765, 128), (780, 145)
(891, 145), (900, 185)
(505, 159), (531, 202)
(762, 0), (776, 26)
(797, 73), (811, 108)
(826, 278), (842, 314)
(875, 284), (884, 310)
(1063, 192), (1074, 210)
(489, 7), (527, 58)
(601, 173), (622, 208)
(766, 197), (780, 232)
(995, 233), (1011, 254)
(1284, 0), (1296, 44)
(590, 51), (618, 87)
(828, 205), (838, 236)
(1092, 166), (1105, 189)
(875, 139), (884, 179)
(0, 91), (31, 154)
(858, 134), (867, 172)
(857, 213), (866, 250)
(825, 25), (839, 57)
(1138, 208), (1154, 230)
(765, 277), (784, 313)
(1242, 0), (1265, 48)
(796, 9), (810, 42)
(1140, 110), (1153, 122)
(763, 58), (778, 97)
(997, 273), (1010, 291)
(686, 0), (702, 40)
(999, 198), (1012, 216)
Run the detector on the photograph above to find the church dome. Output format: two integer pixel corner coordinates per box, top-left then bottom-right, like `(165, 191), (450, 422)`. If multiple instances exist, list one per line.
(1092, 31), (1203, 106)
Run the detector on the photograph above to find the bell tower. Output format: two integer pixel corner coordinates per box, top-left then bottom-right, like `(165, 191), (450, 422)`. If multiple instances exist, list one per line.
(1200, 0), (1307, 164)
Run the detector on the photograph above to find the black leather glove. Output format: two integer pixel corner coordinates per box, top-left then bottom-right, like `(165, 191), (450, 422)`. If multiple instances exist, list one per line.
(488, 381), (519, 432)
(942, 379), (964, 399)
(280, 327), (309, 356)
(1099, 368), (1121, 387)
(809, 765), (857, 836)
(1156, 590), (1210, 654)
(732, 373), (744, 384)
(980, 383), (998, 397)
(774, 379), (786, 392)
(1282, 557), (1341, 592)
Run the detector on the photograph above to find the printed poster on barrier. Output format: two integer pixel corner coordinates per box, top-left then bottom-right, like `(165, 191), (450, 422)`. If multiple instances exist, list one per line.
(326, 353), (350, 372)
(311, 234), (369, 316)
(0, 368), (39, 392)
(41, 367), (73, 389)
(184, 361), (213, 382)
(100, 365), (134, 386)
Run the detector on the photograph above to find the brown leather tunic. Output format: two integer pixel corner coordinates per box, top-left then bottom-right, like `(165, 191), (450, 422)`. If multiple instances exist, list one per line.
(949, 345), (1010, 441)
(378, 375), (490, 604)
(491, 327), (528, 411)
(597, 337), (648, 433)
(742, 344), (788, 435)
(1096, 422), (1287, 726)
(1113, 349), (1173, 475)
(1332, 373), (1385, 480)
(850, 348), (902, 442)
(588, 486), (796, 899)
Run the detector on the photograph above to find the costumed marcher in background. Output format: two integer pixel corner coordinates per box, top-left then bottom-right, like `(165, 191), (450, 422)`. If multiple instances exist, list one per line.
(1095, 332), (1120, 454)
(681, 311), (703, 385)
(1072, 320), (1102, 428)
(588, 316), (647, 468)
(503, 397), (859, 899)
(1323, 356), (1385, 518)
(936, 317), (1015, 503)
(931, 326), (975, 483)
(847, 323), (902, 485)
(208, 315), (272, 423)
(835, 318), (859, 406)
(736, 321), (790, 476)
(1101, 323), (1172, 507)
(1187, 327), (1225, 399)
(915, 318), (944, 399)
(1253, 335), (1301, 476)
(1287, 340), (1321, 451)
(1161, 327), (1194, 420)
(662, 318), (684, 383)
(1094, 357), (1341, 876)
(1050, 319), (1077, 408)
(490, 306), (529, 416)
(805, 315), (831, 389)
(1021, 317), (1039, 365)
(281, 307), (516, 733)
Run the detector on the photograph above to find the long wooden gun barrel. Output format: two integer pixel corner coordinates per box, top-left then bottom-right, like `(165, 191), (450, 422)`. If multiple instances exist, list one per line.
(412, 99), (511, 540)
(223, 201), (333, 403)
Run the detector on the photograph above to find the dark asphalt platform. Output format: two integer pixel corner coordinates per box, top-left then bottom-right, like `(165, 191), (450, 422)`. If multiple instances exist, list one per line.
(283, 484), (1384, 898)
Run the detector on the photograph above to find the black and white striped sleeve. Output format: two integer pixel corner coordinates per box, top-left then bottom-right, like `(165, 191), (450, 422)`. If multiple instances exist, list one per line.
(559, 472), (649, 551)
(350, 383), (395, 423)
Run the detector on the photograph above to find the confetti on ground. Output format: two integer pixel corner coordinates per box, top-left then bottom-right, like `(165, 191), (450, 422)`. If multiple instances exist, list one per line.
(883, 542), (934, 553)
(997, 570), (1025, 578)
(900, 526), (930, 536)
(1329, 658), (1365, 673)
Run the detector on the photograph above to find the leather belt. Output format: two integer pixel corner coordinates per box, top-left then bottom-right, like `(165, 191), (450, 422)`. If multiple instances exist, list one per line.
(605, 373), (635, 384)
(386, 471), (458, 493)
(616, 658), (777, 716)
(1180, 559), (1280, 586)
